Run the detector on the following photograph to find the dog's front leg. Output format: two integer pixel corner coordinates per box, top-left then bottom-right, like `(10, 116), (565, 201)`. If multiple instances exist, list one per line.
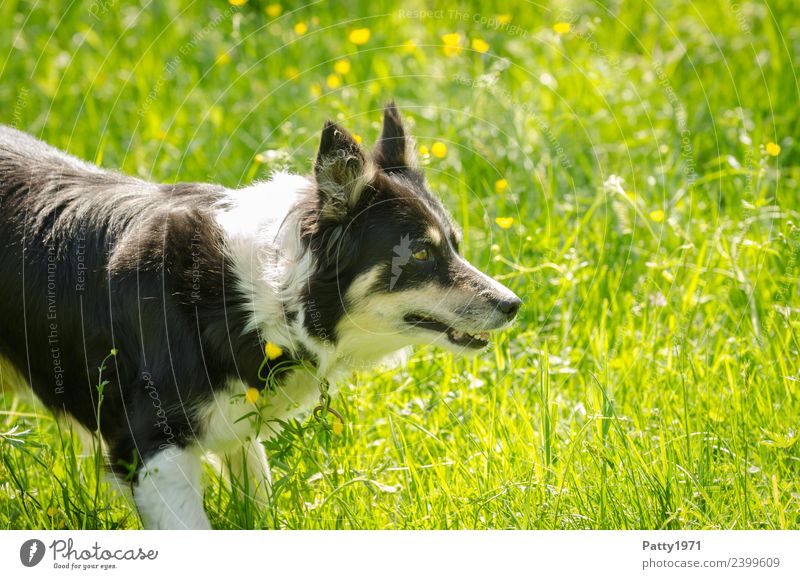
(134, 446), (211, 530)
(227, 439), (272, 505)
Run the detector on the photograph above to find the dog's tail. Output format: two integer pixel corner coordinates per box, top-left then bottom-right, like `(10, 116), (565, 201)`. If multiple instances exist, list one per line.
(0, 125), (161, 241)
(0, 123), (104, 168)
(0, 125), (116, 198)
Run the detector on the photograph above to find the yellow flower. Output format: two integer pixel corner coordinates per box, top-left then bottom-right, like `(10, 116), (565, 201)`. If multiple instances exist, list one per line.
(419, 145), (429, 156)
(284, 66), (300, 79)
(265, 341), (283, 359)
(495, 178), (508, 194)
(471, 38), (490, 53)
(553, 22), (572, 34)
(352, 134), (362, 144)
(442, 32), (462, 56)
(265, 3), (281, 17)
(326, 74), (341, 89)
(495, 217), (514, 229)
(649, 209), (665, 223)
(334, 58), (351, 75)
(228, 0), (247, 5)
(310, 82), (322, 97)
(254, 153), (266, 163)
(215, 51), (231, 66)
(443, 32), (461, 45)
(294, 21), (308, 35)
(47, 507), (59, 517)
(766, 142), (781, 156)
(402, 39), (417, 53)
(245, 387), (260, 404)
(431, 142), (447, 158)
(349, 28), (371, 45)
(331, 419), (344, 435)
(496, 14), (512, 25)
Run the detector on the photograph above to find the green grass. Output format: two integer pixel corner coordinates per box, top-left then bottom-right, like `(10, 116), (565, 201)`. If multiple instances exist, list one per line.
(1, 0), (799, 529)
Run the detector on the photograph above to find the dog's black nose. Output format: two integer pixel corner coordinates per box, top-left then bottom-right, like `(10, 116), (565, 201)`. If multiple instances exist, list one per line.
(497, 296), (522, 318)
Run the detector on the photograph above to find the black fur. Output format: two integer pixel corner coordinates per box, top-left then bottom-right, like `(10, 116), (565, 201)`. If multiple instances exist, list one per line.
(0, 126), (290, 475)
(373, 101), (418, 179)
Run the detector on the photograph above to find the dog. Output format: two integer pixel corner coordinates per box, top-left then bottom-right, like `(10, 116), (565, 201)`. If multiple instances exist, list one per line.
(0, 103), (521, 529)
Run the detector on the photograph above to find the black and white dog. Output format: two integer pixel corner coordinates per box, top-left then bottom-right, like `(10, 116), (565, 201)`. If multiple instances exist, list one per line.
(0, 103), (521, 529)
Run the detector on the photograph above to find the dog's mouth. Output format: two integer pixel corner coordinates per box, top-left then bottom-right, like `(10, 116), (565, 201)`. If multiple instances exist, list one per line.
(403, 313), (492, 349)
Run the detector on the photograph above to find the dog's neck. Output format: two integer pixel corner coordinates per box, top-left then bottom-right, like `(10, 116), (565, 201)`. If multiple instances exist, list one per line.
(214, 172), (407, 384)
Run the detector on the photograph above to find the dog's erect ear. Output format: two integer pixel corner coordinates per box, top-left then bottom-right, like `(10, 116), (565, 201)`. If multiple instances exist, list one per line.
(314, 120), (373, 219)
(374, 101), (416, 172)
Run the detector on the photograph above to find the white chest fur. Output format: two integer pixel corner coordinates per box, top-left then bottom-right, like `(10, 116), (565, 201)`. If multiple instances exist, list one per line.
(196, 367), (335, 453)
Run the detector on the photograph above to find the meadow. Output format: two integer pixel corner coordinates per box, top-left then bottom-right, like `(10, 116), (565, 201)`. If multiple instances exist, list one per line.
(0, 0), (798, 530)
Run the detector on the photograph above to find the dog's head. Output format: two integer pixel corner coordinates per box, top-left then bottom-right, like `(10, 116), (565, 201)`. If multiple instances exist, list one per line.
(298, 103), (521, 363)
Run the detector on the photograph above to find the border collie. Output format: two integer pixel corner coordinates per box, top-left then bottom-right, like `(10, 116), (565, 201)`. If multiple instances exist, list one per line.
(0, 103), (521, 529)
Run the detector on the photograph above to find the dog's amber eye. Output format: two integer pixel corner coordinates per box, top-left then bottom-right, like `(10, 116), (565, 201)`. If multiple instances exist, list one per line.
(412, 248), (431, 261)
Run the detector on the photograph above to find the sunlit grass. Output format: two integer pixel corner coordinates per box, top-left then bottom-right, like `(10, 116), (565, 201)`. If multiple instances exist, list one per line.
(0, 0), (798, 529)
